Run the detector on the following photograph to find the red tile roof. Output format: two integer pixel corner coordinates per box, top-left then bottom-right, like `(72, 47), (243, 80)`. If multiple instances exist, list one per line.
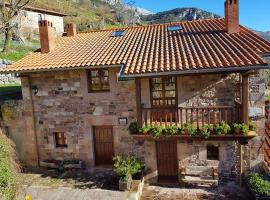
(3, 18), (270, 75)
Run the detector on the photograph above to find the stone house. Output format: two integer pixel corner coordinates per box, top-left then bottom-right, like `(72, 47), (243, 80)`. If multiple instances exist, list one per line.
(1, 0), (270, 184)
(3, 3), (66, 40)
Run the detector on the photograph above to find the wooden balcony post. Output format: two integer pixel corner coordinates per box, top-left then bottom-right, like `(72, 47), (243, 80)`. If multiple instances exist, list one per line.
(135, 78), (142, 127)
(242, 73), (249, 124)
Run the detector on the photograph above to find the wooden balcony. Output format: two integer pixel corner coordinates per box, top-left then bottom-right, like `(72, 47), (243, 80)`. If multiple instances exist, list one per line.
(140, 105), (242, 128)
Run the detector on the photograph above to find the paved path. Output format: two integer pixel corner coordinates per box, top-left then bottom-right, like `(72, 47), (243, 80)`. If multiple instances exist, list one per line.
(19, 186), (128, 200)
(140, 183), (252, 200)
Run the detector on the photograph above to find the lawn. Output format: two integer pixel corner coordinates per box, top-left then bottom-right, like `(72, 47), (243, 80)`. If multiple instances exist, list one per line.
(0, 84), (21, 94)
(0, 40), (39, 62)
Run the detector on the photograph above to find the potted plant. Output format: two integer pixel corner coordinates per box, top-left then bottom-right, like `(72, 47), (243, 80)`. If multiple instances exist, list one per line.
(246, 172), (270, 199)
(233, 123), (242, 135)
(214, 121), (231, 135)
(128, 121), (139, 134)
(113, 155), (144, 191)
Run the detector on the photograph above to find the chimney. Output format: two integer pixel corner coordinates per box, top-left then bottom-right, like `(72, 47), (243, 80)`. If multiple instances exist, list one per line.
(225, 0), (239, 34)
(65, 23), (77, 37)
(38, 20), (55, 53)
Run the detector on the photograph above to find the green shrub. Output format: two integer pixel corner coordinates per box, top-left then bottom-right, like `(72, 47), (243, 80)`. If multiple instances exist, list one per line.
(247, 172), (270, 197)
(0, 133), (18, 200)
(128, 121), (139, 134)
(113, 155), (144, 181)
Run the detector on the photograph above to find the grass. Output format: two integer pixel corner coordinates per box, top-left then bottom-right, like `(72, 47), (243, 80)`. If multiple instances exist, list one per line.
(0, 41), (39, 62)
(0, 84), (21, 94)
(30, 0), (123, 31)
(0, 132), (19, 200)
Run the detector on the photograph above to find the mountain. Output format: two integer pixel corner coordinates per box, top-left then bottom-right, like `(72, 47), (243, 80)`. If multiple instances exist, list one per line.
(142, 7), (270, 42)
(100, 0), (153, 16)
(255, 31), (270, 41)
(143, 8), (220, 24)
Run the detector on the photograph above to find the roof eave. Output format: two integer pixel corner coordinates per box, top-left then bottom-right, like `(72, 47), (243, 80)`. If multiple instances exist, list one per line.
(0, 64), (123, 74)
(119, 64), (270, 78)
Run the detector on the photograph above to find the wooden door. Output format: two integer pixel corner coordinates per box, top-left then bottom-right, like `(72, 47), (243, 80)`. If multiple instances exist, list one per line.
(156, 140), (178, 182)
(94, 126), (114, 166)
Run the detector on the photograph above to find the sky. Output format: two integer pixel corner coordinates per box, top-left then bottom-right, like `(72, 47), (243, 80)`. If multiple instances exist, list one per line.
(124, 0), (270, 31)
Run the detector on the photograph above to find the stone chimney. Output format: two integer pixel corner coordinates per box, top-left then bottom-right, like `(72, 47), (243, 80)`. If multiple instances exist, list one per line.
(225, 0), (239, 34)
(65, 23), (77, 37)
(38, 20), (55, 53)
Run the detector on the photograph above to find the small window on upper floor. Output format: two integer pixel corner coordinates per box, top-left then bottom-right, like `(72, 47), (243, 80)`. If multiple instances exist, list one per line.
(207, 145), (219, 160)
(54, 132), (67, 148)
(167, 25), (182, 32)
(112, 30), (125, 37)
(88, 69), (110, 92)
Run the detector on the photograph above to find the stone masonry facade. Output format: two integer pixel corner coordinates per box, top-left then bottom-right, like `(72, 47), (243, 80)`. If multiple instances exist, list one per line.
(0, 68), (264, 184)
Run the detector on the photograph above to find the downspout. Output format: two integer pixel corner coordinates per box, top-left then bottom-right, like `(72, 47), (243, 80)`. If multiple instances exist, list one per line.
(239, 143), (243, 187)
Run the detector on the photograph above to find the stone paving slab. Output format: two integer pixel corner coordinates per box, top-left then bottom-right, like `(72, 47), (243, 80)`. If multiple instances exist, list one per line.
(21, 186), (128, 200)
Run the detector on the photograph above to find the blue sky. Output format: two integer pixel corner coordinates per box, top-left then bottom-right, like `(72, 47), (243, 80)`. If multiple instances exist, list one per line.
(125, 0), (270, 31)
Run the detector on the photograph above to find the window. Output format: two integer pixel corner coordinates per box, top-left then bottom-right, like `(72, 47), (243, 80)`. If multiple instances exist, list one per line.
(167, 25), (182, 31)
(112, 30), (125, 37)
(54, 132), (67, 148)
(207, 145), (219, 160)
(150, 77), (177, 107)
(88, 69), (110, 92)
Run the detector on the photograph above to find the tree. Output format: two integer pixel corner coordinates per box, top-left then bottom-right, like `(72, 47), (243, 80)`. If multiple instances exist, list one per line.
(0, 0), (30, 52)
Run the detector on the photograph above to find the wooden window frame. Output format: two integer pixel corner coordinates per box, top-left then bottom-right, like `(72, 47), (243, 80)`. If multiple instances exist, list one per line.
(87, 69), (110, 93)
(207, 145), (219, 160)
(150, 76), (178, 108)
(54, 132), (68, 148)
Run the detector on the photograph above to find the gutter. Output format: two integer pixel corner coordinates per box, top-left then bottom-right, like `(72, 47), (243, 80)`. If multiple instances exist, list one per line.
(118, 64), (270, 79)
(0, 64), (123, 75)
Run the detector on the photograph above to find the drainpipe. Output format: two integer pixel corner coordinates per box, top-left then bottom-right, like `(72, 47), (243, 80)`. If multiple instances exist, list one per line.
(239, 143), (243, 187)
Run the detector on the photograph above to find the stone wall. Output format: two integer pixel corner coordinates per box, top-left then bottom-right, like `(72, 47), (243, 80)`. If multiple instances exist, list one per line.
(17, 10), (64, 40)
(2, 69), (265, 184)
(21, 68), (147, 167)
(140, 72), (265, 182)
(0, 59), (20, 84)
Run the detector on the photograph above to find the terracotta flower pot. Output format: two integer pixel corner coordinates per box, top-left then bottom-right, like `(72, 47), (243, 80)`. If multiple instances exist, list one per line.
(119, 176), (132, 191)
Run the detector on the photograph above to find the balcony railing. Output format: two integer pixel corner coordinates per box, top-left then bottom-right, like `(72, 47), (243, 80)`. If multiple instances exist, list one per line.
(141, 105), (242, 128)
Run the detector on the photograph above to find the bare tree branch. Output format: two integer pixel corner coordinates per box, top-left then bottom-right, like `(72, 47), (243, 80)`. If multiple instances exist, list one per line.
(0, 0), (31, 52)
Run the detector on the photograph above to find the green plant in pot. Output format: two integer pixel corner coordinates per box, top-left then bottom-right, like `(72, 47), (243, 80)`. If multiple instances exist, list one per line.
(139, 125), (151, 134)
(128, 121), (139, 134)
(187, 124), (197, 136)
(113, 155), (143, 191)
(232, 123), (242, 135)
(232, 123), (249, 136)
(249, 121), (257, 132)
(163, 125), (179, 136)
(150, 125), (164, 138)
(214, 121), (231, 135)
(200, 125), (211, 139)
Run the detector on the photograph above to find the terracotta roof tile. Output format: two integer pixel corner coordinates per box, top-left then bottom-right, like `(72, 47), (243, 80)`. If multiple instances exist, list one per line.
(3, 18), (270, 74)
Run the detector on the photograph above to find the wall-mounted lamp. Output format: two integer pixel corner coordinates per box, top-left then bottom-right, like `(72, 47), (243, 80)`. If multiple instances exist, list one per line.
(32, 86), (39, 95)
